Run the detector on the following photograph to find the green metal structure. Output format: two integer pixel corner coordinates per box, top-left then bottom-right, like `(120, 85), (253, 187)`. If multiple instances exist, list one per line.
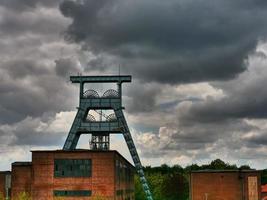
(63, 75), (153, 200)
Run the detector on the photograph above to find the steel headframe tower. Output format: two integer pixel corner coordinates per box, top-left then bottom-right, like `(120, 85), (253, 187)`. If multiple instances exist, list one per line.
(63, 75), (153, 200)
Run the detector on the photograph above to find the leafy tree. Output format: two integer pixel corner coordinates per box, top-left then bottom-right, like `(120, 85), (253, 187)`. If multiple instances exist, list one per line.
(239, 165), (251, 170)
(161, 173), (188, 200)
(262, 169), (267, 185)
(135, 175), (146, 200)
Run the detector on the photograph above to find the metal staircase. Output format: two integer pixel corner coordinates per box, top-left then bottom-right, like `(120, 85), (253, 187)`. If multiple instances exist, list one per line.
(63, 75), (154, 200)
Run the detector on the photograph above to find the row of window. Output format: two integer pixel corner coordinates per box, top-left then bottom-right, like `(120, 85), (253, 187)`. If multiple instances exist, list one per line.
(116, 160), (134, 184)
(54, 190), (133, 198)
(54, 190), (91, 197)
(54, 159), (92, 177)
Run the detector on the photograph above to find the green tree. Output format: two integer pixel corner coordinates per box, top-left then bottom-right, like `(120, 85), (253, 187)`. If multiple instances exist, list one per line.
(135, 175), (146, 200)
(239, 165), (251, 170)
(262, 169), (267, 185)
(161, 173), (188, 200)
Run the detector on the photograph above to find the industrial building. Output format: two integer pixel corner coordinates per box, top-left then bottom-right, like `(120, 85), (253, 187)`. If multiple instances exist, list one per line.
(10, 150), (134, 200)
(190, 170), (261, 200)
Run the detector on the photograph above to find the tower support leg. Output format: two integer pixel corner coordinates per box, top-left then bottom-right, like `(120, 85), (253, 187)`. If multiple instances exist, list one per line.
(115, 109), (154, 200)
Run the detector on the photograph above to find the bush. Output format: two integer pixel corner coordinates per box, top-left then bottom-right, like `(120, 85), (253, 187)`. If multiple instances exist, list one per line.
(0, 192), (4, 200)
(14, 192), (31, 200)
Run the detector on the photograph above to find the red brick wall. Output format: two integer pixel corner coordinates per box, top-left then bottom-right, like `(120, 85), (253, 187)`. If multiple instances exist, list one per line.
(31, 150), (133, 200)
(0, 172), (5, 198)
(115, 153), (135, 200)
(243, 172), (261, 200)
(10, 150), (134, 200)
(11, 164), (32, 199)
(190, 171), (261, 200)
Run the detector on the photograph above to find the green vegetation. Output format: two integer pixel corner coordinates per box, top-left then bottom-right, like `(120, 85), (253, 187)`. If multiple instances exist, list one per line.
(0, 192), (4, 200)
(135, 159), (257, 200)
(14, 192), (31, 200)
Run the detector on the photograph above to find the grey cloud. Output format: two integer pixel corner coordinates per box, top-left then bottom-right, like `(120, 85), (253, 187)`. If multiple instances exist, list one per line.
(125, 83), (160, 113)
(1, 59), (50, 78)
(0, 58), (77, 124)
(178, 54), (267, 123)
(55, 58), (82, 77)
(0, 3), (68, 38)
(60, 0), (267, 84)
(0, 0), (59, 11)
(136, 117), (260, 161)
(0, 116), (65, 146)
(0, 1), (80, 124)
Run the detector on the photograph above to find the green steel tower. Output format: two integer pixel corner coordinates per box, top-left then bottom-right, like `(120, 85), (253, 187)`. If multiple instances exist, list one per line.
(63, 75), (153, 200)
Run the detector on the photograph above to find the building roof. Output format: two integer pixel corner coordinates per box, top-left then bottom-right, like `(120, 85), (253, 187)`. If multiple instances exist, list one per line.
(0, 171), (11, 174)
(191, 169), (261, 173)
(12, 162), (32, 166)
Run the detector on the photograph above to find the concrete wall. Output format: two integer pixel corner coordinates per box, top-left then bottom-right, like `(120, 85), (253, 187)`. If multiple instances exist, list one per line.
(190, 171), (261, 200)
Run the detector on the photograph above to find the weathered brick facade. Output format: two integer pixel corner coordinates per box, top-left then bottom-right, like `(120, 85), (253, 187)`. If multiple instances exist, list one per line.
(190, 170), (261, 200)
(11, 162), (32, 199)
(11, 150), (134, 200)
(0, 171), (11, 199)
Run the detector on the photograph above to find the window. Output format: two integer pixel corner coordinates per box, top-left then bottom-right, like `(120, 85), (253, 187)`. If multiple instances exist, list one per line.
(54, 190), (91, 196)
(54, 159), (92, 177)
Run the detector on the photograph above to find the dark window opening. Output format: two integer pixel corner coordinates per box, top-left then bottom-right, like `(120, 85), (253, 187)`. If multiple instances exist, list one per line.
(54, 159), (92, 177)
(54, 190), (92, 196)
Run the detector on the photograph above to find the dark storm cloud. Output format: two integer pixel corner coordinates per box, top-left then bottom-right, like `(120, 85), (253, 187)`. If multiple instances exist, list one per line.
(0, 58), (77, 124)
(125, 83), (160, 113)
(178, 54), (267, 123)
(60, 0), (267, 84)
(246, 133), (267, 146)
(0, 0), (79, 124)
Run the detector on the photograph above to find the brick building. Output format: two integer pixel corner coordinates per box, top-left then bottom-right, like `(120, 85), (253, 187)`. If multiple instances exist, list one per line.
(0, 171), (11, 199)
(190, 170), (261, 200)
(11, 150), (134, 200)
(262, 184), (267, 200)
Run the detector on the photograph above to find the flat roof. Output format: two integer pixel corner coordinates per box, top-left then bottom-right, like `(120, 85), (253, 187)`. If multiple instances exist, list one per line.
(0, 171), (11, 174)
(191, 169), (261, 173)
(12, 162), (32, 166)
(31, 149), (135, 169)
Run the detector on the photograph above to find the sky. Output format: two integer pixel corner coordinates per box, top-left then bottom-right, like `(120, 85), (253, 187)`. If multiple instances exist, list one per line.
(1, 0), (267, 170)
